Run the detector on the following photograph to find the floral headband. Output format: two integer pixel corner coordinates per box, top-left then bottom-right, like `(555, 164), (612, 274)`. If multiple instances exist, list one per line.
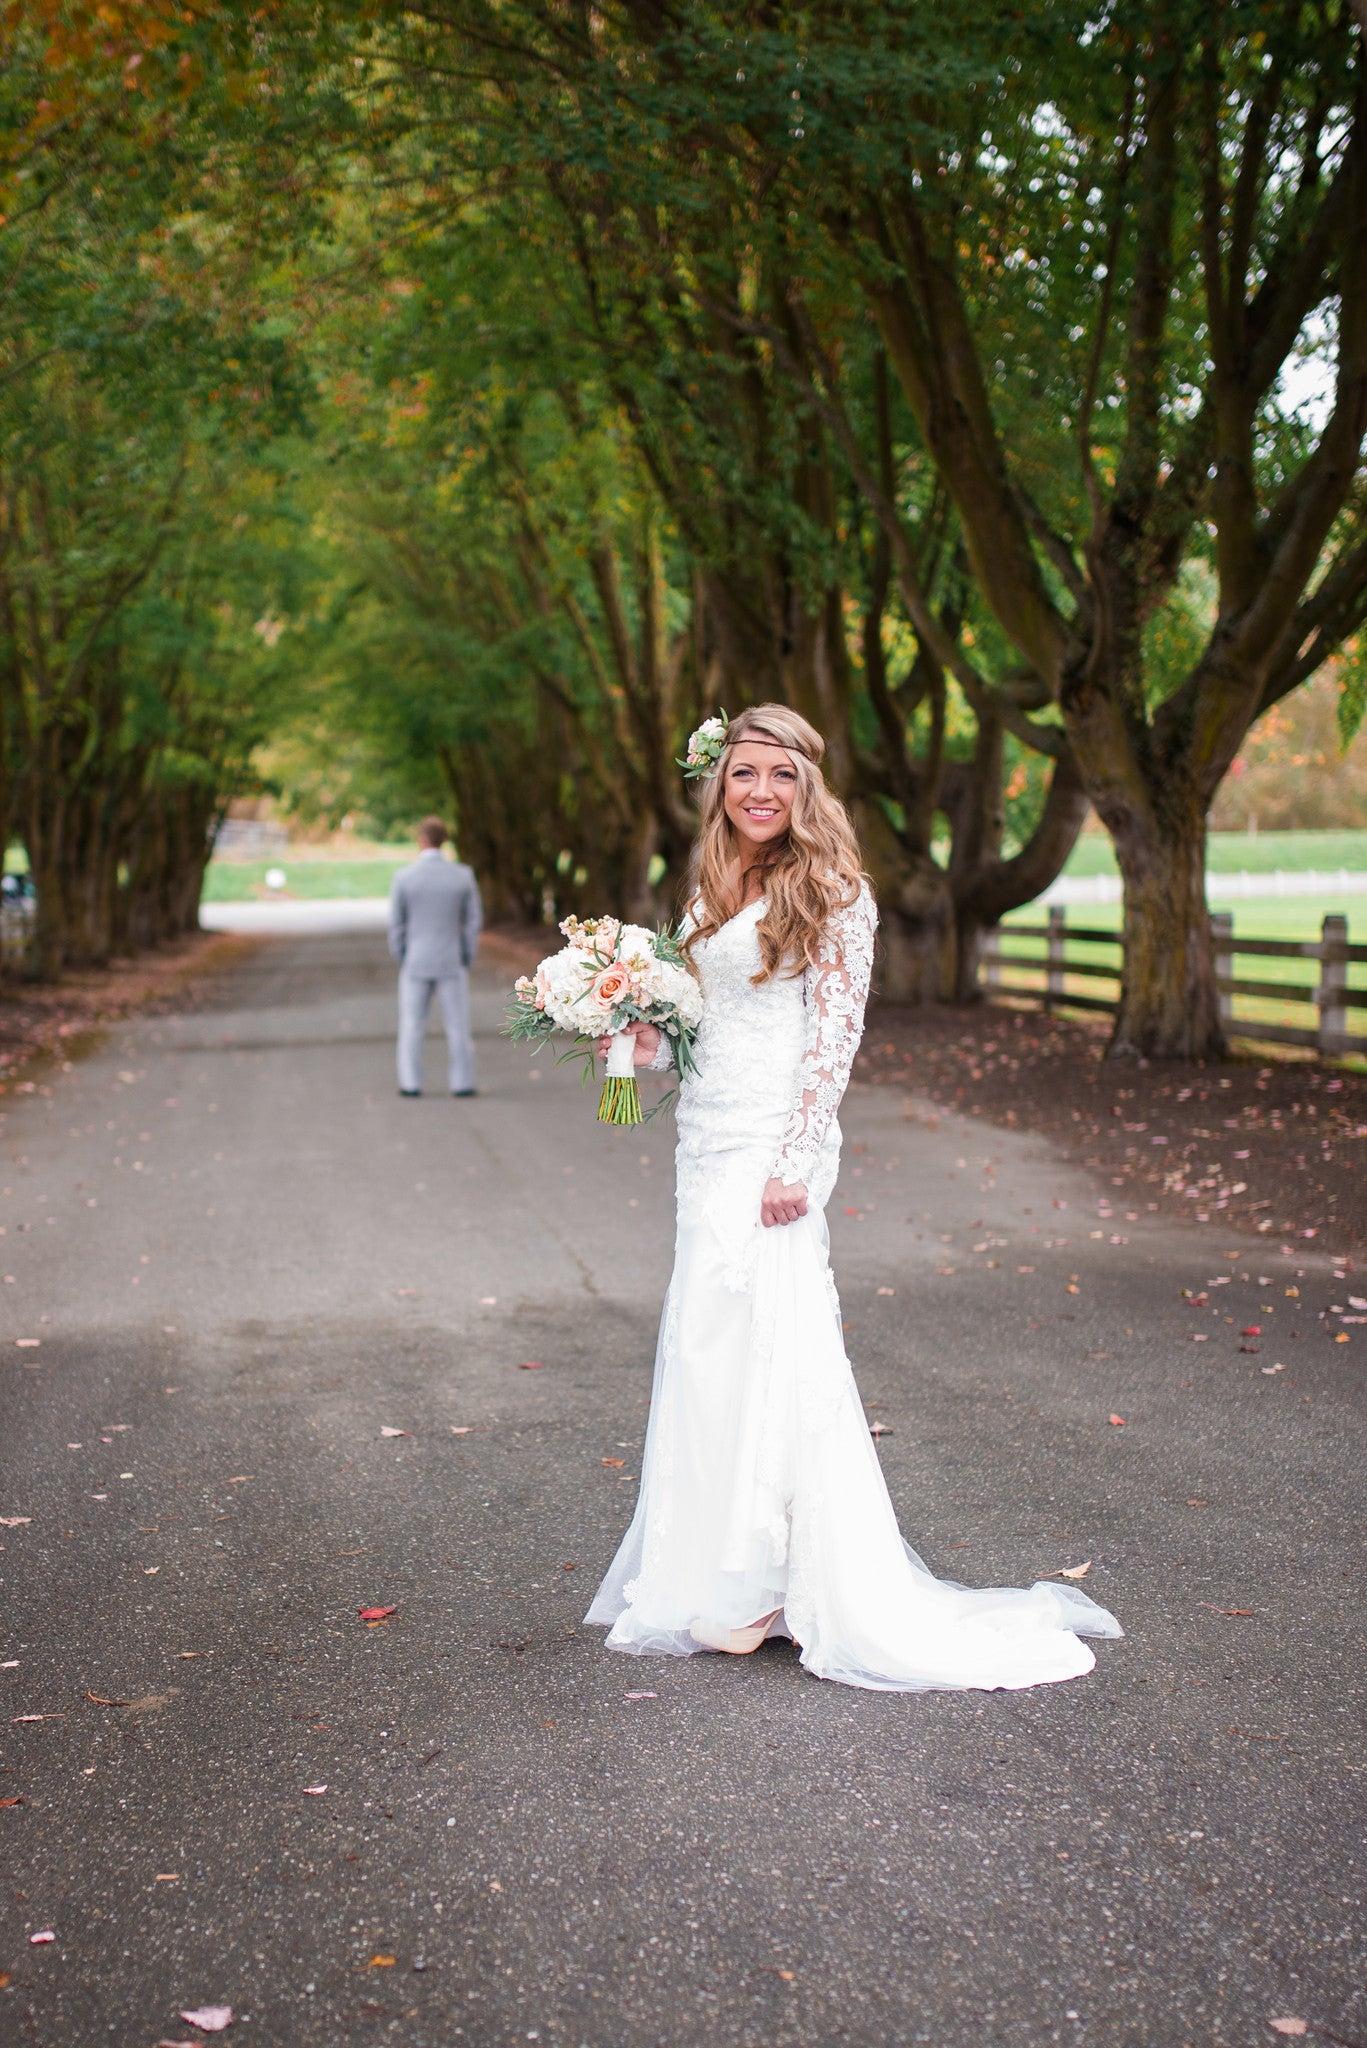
(679, 709), (814, 781)
(679, 711), (729, 780)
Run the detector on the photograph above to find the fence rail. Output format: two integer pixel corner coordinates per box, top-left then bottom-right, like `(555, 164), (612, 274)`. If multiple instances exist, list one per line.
(981, 909), (1367, 1056)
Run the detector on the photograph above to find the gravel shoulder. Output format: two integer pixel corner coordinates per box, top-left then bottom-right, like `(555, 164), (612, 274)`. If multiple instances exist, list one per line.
(856, 999), (1367, 1263)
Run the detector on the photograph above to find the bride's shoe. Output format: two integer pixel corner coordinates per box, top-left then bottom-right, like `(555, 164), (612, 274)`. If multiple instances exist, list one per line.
(690, 1609), (783, 1656)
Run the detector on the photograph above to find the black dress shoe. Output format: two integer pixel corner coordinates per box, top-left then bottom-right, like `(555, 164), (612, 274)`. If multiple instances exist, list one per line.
(452, 1088), (477, 1098)
(399, 1089), (421, 1098)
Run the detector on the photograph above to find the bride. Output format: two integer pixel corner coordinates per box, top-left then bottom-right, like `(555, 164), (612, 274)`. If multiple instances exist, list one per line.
(586, 703), (1120, 1691)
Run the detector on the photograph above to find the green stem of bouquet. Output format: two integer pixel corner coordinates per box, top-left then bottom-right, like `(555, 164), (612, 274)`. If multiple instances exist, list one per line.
(597, 1075), (643, 1126)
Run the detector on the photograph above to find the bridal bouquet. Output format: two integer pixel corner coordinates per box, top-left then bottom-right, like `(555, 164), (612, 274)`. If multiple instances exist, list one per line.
(508, 916), (703, 1125)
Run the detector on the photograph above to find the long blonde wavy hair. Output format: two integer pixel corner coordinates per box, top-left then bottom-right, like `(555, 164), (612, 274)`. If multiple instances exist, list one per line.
(684, 703), (866, 983)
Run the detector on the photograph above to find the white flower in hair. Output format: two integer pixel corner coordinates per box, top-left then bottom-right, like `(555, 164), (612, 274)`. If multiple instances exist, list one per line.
(679, 709), (729, 780)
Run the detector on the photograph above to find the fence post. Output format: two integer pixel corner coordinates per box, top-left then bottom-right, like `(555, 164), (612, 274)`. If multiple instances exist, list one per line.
(1045, 905), (1066, 1009)
(1211, 911), (1234, 1034)
(1317, 914), (1349, 1056)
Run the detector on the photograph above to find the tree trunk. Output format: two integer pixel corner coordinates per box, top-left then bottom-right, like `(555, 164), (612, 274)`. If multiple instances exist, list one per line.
(950, 750), (1091, 1003)
(1109, 804), (1223, 1060)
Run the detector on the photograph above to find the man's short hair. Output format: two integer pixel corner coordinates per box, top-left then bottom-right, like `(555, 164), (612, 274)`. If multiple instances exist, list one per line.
(417, 815), (449, 848)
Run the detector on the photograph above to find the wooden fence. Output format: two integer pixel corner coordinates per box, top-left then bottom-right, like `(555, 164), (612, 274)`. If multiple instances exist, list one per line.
(981, 909), (1367, 1056)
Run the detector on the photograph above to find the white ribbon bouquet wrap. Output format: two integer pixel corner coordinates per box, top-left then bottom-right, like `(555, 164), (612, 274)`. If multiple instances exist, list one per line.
(507, 916), (703, 1125)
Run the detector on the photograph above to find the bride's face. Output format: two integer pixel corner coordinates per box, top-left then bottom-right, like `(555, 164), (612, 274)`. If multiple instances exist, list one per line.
(722, 741), (798, 856)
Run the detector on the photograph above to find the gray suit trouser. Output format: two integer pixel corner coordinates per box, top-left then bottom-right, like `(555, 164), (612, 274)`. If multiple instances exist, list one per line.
(397, 969), (474, 1094)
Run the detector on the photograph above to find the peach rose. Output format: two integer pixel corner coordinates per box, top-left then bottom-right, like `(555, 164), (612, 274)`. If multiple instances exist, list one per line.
(593, 963), (631, 1007)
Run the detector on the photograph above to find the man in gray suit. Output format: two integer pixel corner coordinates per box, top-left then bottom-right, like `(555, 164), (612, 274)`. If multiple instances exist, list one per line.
(388, 817), (483, 1097)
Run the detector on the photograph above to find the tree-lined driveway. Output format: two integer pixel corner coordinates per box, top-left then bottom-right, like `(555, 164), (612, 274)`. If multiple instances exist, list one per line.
(1, 932), (1362, 2047)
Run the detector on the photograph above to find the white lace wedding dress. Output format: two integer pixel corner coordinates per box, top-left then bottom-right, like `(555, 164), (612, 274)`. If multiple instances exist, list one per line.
(586, 886), (1122, 1690)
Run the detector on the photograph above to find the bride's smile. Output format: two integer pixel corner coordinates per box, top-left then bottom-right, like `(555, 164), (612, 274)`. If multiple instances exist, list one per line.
(721, 744), (798, 874)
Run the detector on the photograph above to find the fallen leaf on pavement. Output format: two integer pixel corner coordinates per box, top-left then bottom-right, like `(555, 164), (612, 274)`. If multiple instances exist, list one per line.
(224, 1477), (251, 1486)
(86, 1692), (130, 1707)
(869, 1421), (893, 1437)
(518, 1360), (544, 1370)
(1108, 1414), (1126, 1426)
(1057, 1561), (1092, 1580)
(367, 1955), (396, 1969)
(0, 1517), (31, 1527)
(303, 1785), (327, 1795)
(30, 1929), (54, 1943)
(1268, 2024), (1308, 2039)
(178, 2007), (233, 2032)
(13, 1713), (65, 1722)
(358, 1606), (396, 1623)
(379, 1427), (410, 1439)
(156, 1874), (180, 1882)
(450, 1426), (473, 1435)
(625, 1691), (658, 1700)
(601, 1457), (625, 1468)
(15, 1338), (39, 1348)
(1241, 1326), (1261, 1336)
(1202, 1603), (1254, 1616)
(876, 1287), (895, 1296)
(0, 1794), (23, 1808)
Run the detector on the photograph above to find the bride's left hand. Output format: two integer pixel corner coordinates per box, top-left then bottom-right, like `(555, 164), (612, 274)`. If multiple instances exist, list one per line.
(761, 1176), (808, 1228)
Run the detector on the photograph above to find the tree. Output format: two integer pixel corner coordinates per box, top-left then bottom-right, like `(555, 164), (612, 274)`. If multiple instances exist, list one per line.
(770, 0), (1366, 1055)
(315, 0), (1089, 989)
(386, 0), (1365, 1052)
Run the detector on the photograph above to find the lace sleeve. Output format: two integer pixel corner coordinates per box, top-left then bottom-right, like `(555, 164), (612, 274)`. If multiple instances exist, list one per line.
(647, 1033), (676, 1072)
(771, 884), (878, 1188)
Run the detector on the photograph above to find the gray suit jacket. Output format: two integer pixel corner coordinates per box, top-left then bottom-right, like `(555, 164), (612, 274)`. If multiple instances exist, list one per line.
(388, 852), (483, 978)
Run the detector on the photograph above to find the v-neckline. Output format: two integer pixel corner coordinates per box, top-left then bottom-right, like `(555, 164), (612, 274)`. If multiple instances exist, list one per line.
(710, 895), (765, 932)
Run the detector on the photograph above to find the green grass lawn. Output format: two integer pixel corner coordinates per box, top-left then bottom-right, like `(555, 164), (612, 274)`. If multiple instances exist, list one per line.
(202, 828), (1367, 904)
(201, 848), (413, 902)
(1061, 827), (1367, 878)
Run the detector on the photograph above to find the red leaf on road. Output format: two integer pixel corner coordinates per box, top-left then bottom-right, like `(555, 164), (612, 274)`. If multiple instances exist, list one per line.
(29, 1930), (54, 1944)
(358, 1605), (396, 1622)
(601, 1458), (625, 1468)
(518, 1360), (544, 1371)
(1241, 1326), (1261, 1336)
(1108, 1414), (1126, 1426)
(1201, 1602), (1254, 1616)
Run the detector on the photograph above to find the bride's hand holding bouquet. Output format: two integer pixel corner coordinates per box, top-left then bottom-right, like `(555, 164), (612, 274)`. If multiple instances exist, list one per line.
(507, 915), (702, 1126)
